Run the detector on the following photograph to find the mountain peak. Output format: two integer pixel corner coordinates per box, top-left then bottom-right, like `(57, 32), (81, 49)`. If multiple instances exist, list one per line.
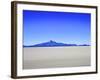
(24, 40), (78, 47)
(24, 40), (90, 47)
(50, 40), (54, 42)
(49, 40), (56, 43)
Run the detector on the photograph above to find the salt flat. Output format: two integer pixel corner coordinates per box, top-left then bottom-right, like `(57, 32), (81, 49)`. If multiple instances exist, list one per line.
(23, 46), (91, 69)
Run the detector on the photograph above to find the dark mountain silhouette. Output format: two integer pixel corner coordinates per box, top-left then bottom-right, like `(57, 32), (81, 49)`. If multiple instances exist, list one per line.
(24, 40), (90, 47)
(78, 44), (90, 46)
(24, 40), (78, 47)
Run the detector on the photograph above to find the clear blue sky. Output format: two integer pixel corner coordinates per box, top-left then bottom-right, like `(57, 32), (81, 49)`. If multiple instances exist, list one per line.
(23, 10), (91, 46)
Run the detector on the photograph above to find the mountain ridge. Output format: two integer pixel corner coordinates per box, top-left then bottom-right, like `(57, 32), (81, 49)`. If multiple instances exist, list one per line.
(24, 40), (90, 47)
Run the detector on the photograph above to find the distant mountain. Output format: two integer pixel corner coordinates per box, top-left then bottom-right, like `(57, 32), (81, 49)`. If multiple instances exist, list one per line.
(24, 40), (78, 47)
(78, 44), (90, 46)
(24, 40), (90, 47)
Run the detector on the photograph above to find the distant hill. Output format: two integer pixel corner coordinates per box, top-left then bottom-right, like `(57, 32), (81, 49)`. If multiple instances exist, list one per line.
(24, 40), (90, 47)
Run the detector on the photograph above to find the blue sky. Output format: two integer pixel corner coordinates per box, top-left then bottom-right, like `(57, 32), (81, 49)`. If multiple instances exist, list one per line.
(23, 10), (91, 46)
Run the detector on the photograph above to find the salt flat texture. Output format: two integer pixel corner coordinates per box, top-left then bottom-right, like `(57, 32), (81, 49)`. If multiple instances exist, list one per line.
(23, 46), (91, 69)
